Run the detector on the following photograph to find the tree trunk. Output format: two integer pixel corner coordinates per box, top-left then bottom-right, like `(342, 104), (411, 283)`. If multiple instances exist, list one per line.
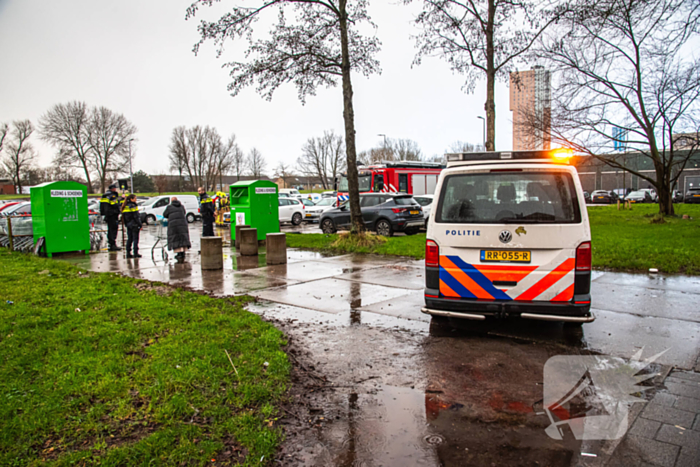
(338, 1), (363, 234)
(81, 160), (93, 194)
(654, 163), (674, 216)
(484, 0), (496, 151)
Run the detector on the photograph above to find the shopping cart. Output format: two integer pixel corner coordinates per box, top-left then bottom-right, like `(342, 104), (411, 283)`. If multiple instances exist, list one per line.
(152, 217), (169, 261)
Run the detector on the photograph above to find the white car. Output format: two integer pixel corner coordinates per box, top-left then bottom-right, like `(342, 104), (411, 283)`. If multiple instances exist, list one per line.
(423, 149), (593, 324)
(278, 198), (304, 225)
(413, 194), (434, 226)
(140, 195), (200, 224)
(304, 197), (338, 221)
(279, 188), (302, 199)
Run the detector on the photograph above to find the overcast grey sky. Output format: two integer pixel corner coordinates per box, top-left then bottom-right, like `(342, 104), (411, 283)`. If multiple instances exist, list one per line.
(0, 0), (514, 176)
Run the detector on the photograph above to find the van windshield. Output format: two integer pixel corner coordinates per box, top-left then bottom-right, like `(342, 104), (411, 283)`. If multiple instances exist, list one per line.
(436, 171), (581, 224)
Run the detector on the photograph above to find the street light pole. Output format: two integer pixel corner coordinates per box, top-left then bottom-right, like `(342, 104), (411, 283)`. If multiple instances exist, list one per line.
(128, 139), (134, 193)
(477, 116), (485, 150)
(378, 133), (387, 148)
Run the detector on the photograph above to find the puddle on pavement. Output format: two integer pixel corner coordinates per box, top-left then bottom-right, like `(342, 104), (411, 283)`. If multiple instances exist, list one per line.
(300, 384), (584, 467)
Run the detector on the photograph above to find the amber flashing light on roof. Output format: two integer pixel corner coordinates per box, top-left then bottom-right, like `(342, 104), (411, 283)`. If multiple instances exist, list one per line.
(446, 149), (574, 163)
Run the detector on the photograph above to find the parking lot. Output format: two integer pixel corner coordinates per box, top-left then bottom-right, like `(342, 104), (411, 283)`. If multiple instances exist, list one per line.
(58, 223), (700, 466)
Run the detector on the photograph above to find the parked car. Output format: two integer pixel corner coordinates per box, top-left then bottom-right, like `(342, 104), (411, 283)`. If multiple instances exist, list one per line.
(301, 199), (315, 208)
(140, 195), (200, 224)
(322, 191), (337, 198)
(590, 190), (616, 204)
(279, 188), (302, 199)
(304, 197), (338, 222)
(583, 191), (591, 204)
(685, 188), (700, 204)
(625, 190), (652, 203)
(613, 188), (633, 200)
(639, 188), (658, 202)
(413, 194), (434, 227)
(320, 193), (423, 236)
(278, 198), (304, 225)
(1, 201), (31, 217)
(0, 201), (20, 213)
(673, 190), (684, 203)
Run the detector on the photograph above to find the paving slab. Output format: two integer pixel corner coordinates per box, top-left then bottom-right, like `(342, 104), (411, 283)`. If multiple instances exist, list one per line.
(628, 417), (662, 439)
(583, 309), (700, 369)
(591, 281), (700, 323)
(641, 403), (697, 428)
(336, 263), (425, 290)
(656, 423), (700, 448)
(608, 434), (679, 467)
(249, 278), (414, 314)
(593, 272), (700, 295)
(357, 290), (430, 322)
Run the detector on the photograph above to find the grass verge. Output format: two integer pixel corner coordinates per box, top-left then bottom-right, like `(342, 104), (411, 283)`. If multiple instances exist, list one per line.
(0, 250), (289, 466)
(288, 204), (700, 274)
(287, 232), (426, 259)
(587, 203), (700, 274)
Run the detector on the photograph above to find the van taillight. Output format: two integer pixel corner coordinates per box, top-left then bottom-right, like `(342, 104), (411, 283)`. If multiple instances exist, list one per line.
(426, 240), (439, 268)
(576, 242), (591, 271)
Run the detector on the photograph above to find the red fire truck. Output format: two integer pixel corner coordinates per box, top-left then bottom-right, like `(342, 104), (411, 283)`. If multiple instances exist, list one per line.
(336, 161), (444, 201)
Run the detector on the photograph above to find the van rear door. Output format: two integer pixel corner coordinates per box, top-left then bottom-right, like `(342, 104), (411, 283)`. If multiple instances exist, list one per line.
(432, 166), (588, 303)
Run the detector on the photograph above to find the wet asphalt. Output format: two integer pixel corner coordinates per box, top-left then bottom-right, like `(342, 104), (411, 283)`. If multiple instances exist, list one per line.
(59, 223), (700, 466)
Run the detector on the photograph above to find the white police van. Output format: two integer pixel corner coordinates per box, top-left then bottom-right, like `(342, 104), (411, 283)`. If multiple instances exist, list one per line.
(423, 149), (593, 324)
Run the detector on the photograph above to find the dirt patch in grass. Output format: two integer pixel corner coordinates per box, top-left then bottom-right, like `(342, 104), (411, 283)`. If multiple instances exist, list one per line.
(134, 281), (173, 296)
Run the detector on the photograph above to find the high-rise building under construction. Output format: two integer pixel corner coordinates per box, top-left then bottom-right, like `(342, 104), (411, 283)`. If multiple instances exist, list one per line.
(510, 66), (551, 150)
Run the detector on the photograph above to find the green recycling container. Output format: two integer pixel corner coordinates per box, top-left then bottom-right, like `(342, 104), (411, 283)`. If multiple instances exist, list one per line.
(31, 181), (90, 257)
(229, 180), (279, 241)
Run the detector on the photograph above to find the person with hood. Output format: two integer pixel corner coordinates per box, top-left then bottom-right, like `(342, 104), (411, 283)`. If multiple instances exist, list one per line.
(198, 187), (215, 237)
(121, 194), (142, 258)
(163, 197), (192, 260)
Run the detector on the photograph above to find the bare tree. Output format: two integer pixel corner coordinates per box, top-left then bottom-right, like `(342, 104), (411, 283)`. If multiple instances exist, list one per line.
(392, 138), (423, 161)
(447, 140), (485, 153)
(274, 162), (294, 188)
(231, 143), (245, 181)
(2, 120), (36, 194)
(38, 101), (95, 193)
(297, 130), (346, 189)
(152, 174), (170, 194)
(247, 148), (266, 178)
(0, 123), (7, 155)
(187, 0), (381, 233)
(530, 0), (700, 215)
(169, 126), (239, 191)
(168, 126), (189, 191)
(87, 107), (137, 193)
(409, 0), (559, 151)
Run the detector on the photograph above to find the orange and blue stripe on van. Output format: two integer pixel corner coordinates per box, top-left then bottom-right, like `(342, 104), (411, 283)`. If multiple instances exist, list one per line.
(439, 255), (575, 302)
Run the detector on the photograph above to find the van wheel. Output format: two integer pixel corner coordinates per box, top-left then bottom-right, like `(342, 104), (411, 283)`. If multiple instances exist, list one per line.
(292, 212), (303, 225)
(321, 218), (336, 234)
(376, 219), (393, 237)
(186, 213), (196, 223)
(147, 214), (156, 224)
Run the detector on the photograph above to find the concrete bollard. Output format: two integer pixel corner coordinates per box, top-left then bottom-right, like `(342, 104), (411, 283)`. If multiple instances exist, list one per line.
(240, 228), (259, 256)
(201, 236), (223, 270)
(266, 233), (287, 265)
(234, 224), (250, 250)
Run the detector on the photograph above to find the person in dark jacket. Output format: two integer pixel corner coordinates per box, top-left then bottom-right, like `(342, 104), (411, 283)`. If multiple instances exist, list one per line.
(163, 197), (192, 261)
(100, 184), (122, 251)
(121, 194), (142, 258)
(198, 187), (215, 237)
